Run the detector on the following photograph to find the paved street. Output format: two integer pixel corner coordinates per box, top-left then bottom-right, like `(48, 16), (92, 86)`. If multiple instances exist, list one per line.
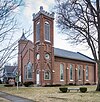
(0, 91), (34, 102)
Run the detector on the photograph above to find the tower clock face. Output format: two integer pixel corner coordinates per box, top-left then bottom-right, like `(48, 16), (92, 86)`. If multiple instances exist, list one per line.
(45, 53), (50, 59)
(36, 53), (40, 60)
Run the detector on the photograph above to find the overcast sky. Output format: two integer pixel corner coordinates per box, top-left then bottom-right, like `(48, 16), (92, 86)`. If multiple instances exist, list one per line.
(9, 0), (93, 64)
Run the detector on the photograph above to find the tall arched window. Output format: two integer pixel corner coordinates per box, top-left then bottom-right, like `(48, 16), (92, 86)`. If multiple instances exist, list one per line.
(27, 62), (32, 79)
(86, 65), (88, 80)
(78, 65), (81, 80)
(44, 21), (50, 41)
(60, 64), (64, 81)
(70, 64), (73, 80)
(36, 21), (40, 41)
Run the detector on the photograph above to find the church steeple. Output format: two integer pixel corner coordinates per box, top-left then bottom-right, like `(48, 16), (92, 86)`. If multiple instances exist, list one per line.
(33, 6), (55, 86)
(20, 29), (27, 41)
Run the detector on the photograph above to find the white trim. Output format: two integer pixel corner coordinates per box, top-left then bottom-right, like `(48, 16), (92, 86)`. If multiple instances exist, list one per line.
(70, 80), (74, 81)
(86, 80), (89, 81)
(78, 80), (82, 81)
(44, 40), (51, 43)
(35, 40), (40, 44)
(60, 80), (64, 81)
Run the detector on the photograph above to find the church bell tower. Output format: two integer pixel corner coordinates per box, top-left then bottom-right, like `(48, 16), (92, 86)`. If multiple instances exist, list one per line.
(33, 6), (54, 86)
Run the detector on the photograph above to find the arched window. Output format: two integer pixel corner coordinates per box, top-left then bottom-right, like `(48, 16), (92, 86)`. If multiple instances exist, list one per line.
(60, 64), (64, 81)
(44, 70), (51, 80)
(44, 21), (50, 41)
(36, 21), (40, 41)
(78, 65), (81, 80)
(27, 62), (32, 79)
(70, 64), (73, 80)
(86, 65), (88, 80)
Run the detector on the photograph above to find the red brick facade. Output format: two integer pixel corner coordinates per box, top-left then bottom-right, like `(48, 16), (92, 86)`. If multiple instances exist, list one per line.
(18, 7), (97, 86)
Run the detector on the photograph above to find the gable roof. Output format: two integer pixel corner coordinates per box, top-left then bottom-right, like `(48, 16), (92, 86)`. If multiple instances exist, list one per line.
(54, 48), (95, 63)
(4, 66), (17, 73)
(3, 66), (18, 78)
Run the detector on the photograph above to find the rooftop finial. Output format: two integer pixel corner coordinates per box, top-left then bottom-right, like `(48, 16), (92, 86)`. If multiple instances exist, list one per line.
(40, 6), (43, 11)
(20, 29), (27, 40)
(22, 29), (24, 34)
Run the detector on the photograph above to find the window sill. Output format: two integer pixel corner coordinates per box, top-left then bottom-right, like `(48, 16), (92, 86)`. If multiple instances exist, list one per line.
(35, 40), (40, 44)
(78, 80), (82, 81)
(45, 40), (51, 43)
(44, 79), (51, 80)
(70, 80), (73, 81)
(60, 80), (64, 81)
(86, 80), (89, 81)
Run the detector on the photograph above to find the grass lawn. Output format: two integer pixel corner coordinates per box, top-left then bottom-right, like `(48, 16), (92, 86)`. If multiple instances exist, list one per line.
(0, 85), (100, 102)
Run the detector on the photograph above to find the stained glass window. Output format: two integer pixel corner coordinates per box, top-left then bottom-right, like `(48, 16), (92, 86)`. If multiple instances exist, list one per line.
(27, 62), (32, 79)
(60, 64), (64, 81)
(44, 21), (50, 41)
(36, 22), (40, 41)
(70, 64), (73, 80)
(44, 71), (51, 80)
(78, 65), (81, 80)
(86, 65), (88, 80)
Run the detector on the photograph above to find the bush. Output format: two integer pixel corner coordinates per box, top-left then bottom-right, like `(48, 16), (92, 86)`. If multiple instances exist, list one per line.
(80, 87), (87, 93)
(4, 84), (13, 87)
(23, 81), (34, 87)
(69, 83), (74, 85)
(59, 87), (68, 93)
(0, 80), (2, 84)
(44, 84), (61, 87)
(85, 83), (91, 85)
(52, 84), (61, 87)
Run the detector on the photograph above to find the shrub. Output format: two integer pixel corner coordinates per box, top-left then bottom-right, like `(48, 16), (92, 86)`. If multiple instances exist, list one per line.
(4, 84), (13, 87)
(80, 87), (87, 93)
(23, 81), (34, 87)
(85, 83), (91, 85)
(59, 87), (68, 93)
(52, 84), (61, 87)
(0, 80), (2, 84)
(44, 84), (61, 87)
(69, 83), (74, 85)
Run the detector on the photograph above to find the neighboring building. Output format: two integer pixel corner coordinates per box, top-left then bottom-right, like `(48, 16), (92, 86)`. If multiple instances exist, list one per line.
(3, 66), (17, 83)
(18, 6), (97, 86)
(0, 68), (3, 82)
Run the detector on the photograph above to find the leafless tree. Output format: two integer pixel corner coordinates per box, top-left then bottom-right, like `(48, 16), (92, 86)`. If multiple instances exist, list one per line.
(0, 0), (24, 68)
(0, 28), (32, 70)
(55, 0), (100, 91)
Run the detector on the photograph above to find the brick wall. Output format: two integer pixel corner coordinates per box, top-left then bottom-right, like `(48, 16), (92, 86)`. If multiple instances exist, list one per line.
(53, 56), (97, 85)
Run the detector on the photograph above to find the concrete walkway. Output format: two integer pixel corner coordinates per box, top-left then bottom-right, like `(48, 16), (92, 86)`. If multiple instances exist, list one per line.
(0, 91), (34, 102)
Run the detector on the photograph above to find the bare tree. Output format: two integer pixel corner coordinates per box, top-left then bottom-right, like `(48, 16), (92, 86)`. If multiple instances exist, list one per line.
(55, 0), (100, 91)
(0, 0), (24, 68)
(0, 0), (24, 41)
(0, 28), (32, 70)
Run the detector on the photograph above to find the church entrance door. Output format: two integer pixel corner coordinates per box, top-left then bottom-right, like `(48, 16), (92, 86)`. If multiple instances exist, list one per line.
(36, 71), (40, 85)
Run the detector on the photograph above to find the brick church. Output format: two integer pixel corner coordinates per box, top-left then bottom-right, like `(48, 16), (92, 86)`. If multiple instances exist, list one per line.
(18, 6), (97, 86)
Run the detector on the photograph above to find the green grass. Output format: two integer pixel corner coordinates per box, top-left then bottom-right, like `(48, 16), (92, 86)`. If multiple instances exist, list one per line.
(0, 84), (100, 102)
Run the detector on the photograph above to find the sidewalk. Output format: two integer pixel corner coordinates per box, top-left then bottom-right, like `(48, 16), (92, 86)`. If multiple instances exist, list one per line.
(0, 91), (34, 102)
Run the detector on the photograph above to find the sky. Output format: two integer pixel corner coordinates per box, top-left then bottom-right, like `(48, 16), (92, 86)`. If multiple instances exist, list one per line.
(9, 0), (93, 64)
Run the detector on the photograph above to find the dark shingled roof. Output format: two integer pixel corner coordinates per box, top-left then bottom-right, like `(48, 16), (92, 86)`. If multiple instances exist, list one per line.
(54, 48), (95, 63)
(4, 66), (17, 73)
(3, 66), (17, 77)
